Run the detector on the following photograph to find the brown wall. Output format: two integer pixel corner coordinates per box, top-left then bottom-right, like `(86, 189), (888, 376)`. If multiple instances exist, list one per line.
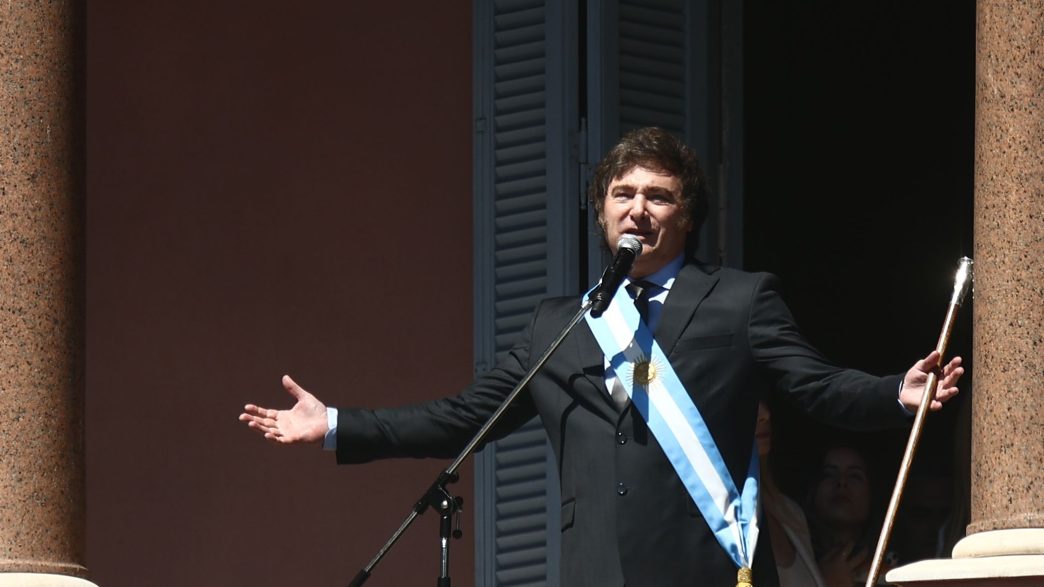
(85, 3), (474, 586)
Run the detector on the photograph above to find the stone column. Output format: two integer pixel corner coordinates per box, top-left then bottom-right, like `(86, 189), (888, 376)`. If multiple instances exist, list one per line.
(0, 2), (97, 586)
(888, 1), (1044, 584)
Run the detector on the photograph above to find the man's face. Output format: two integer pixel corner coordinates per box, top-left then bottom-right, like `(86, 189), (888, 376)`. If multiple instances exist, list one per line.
(601, 165), (691, 278)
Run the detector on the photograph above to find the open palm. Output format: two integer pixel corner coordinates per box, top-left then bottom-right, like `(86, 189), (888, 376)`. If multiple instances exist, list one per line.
(239, 375), (328, 444)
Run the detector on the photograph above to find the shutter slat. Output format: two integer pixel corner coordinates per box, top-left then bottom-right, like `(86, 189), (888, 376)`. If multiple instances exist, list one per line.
(497, 546), (550, 568)
(495, 124), (546, 147)
(496, 478), (548, 500)
(496, 159), (548, 183)
(496, 566), (548, 586)
(495, 91), (547, 116)
(495, 227), (547, 248)
(495, 108), (547, 132)
(495, 58), (547, 81)
(496, 74), (546, 98)
(495, 176), (547, 198)
(496, 141), (547, 165)
(620, 55), (685, 79)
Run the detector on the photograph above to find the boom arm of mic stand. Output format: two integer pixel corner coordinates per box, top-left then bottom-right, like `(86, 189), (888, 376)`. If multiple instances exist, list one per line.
(347, 300), (596, 587)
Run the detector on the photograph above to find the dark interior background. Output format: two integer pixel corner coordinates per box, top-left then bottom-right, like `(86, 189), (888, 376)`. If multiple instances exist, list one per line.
(743, 0), (975, 548)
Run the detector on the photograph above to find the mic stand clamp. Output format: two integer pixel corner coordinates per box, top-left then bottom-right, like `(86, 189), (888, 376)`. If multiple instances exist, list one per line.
(416, 472), (464, 587)
(347, 300), (597, 586)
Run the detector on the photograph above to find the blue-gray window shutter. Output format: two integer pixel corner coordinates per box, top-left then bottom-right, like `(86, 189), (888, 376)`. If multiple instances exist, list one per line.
(472, 1), (579, 586)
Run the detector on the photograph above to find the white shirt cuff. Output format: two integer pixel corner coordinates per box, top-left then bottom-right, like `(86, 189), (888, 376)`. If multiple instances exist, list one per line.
(897, 380), (915, 416)
(323, 407), (338, 451)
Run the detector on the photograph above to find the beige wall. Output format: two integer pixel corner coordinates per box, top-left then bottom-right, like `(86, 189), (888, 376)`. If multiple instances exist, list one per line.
(85, 3), (474, 585)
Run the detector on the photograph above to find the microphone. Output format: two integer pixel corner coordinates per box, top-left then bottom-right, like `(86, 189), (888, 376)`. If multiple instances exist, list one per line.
(589, 235), (643, 318)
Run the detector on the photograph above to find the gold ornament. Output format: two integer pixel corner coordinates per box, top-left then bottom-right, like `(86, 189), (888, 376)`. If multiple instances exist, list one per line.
(736, 566), (753, 587)
(632, 359), (657, 386)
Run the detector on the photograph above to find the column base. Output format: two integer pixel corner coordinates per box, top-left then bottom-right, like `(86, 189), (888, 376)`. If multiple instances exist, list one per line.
(0, 575), (98, 587)
(886, 529), (1044, 586)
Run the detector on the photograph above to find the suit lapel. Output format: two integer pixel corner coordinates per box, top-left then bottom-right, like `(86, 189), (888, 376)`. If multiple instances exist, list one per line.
(574, 314), (626, 419)
(655, 261), (720, 355)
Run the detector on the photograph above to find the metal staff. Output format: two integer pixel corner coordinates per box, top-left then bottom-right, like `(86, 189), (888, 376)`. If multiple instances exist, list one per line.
(864, 256), (973, 587)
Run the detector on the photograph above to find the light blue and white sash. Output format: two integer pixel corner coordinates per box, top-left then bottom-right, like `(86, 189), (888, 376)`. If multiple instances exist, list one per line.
(584, 282), (760, 574)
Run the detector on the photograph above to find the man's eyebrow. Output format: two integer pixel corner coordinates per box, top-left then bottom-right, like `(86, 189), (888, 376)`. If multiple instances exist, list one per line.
(645, 186), (676, 195)
(608, 183), (678, 197)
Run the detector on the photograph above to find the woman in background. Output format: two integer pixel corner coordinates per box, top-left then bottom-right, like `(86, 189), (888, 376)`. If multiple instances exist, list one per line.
(757, 401), (827, 587)
(807, 444), (893, 586)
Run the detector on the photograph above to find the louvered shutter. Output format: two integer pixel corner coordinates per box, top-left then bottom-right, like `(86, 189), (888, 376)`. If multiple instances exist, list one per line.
(617, 0), (687, 135)
(473, 1), (578, 585)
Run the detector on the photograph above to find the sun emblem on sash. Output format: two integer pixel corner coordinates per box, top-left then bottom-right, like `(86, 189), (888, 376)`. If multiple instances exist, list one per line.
(628, 356), (665, 388)
(633, 360), (656, 386)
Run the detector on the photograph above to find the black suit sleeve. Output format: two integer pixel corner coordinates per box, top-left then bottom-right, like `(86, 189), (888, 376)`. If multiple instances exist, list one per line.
(335, 303), (543, 464)
(748, 273), (908, 429)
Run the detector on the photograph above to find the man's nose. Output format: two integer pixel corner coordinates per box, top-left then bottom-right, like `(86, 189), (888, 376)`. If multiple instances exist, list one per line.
(628, 194), (648, 218)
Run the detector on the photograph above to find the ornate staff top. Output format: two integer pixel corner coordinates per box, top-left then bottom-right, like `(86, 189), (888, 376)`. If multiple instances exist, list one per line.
(950, 256), (973, 306)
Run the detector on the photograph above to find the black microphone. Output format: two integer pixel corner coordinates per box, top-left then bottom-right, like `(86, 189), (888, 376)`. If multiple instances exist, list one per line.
(589, 235), (643, 318)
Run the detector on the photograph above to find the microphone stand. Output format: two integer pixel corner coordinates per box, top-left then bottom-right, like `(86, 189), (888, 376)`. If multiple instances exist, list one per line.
(347, 298), (597, 586)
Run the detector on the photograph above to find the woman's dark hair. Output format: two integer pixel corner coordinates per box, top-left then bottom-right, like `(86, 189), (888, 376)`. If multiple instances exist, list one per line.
(587, 127), (709, 255)
(806, 442), (888, 562)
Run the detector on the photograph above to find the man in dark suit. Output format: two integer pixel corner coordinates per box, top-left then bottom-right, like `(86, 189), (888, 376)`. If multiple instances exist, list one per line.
(240, 127), (963, 586)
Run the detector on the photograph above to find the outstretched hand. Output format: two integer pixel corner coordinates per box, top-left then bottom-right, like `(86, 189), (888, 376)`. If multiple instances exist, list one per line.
(239, 375), (328, 445)
(899, 351), (964, 412)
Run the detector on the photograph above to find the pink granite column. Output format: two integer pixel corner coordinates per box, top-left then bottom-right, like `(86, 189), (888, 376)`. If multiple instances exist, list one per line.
(0, 2), (97, 586)
(888, 1), (1044, 584)
(968, 0), (1044, 539)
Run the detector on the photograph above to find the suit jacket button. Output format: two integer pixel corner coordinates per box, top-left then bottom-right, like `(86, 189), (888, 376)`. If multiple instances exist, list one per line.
(616, 432), (628, 445)
(616, 482), (628, 496)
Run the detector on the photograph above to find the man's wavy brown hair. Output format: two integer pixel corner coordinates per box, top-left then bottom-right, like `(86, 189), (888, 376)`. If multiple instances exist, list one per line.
(587, 127), (709, 255)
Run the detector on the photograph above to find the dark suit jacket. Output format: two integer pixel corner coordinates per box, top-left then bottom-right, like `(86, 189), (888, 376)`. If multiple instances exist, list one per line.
(338, 261), (908, 586)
